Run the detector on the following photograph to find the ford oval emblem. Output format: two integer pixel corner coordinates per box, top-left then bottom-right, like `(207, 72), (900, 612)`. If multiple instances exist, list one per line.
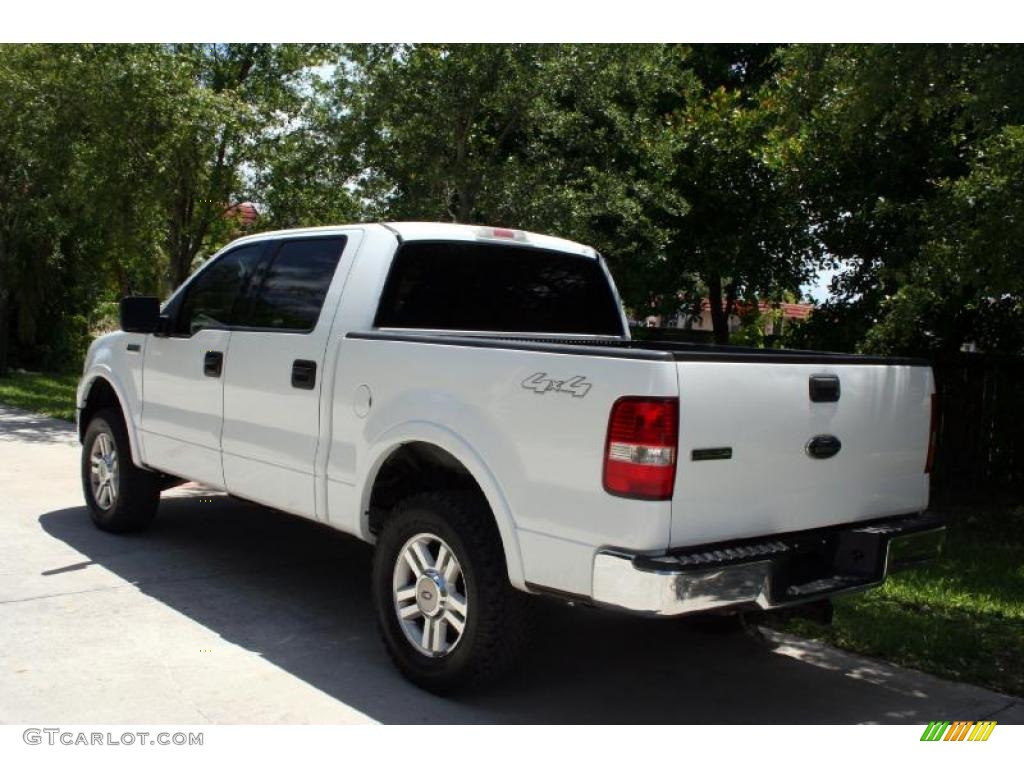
(805, 434), (842, 459)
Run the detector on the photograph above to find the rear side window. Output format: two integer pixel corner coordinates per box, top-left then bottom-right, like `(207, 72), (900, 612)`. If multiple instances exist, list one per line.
(244, 236), (347, 331)
(176, 244), (264, 335)
(374, 241), (625, 335)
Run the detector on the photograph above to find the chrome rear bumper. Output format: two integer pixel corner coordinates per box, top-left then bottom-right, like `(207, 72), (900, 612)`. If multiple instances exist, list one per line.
(592, 515), (945, 616)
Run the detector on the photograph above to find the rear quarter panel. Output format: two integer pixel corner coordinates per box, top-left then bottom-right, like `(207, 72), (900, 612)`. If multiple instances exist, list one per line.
(325, 338), (678, 595)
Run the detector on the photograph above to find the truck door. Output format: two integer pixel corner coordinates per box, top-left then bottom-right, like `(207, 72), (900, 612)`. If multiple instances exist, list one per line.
(220, 233), (359, 519)
(140, 242), (267, 487)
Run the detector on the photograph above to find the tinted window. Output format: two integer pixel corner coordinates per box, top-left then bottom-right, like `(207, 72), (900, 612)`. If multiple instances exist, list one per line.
(374, 242), (624, 335)
(176, 244), (264, 335)
(244, 237), (346, 331)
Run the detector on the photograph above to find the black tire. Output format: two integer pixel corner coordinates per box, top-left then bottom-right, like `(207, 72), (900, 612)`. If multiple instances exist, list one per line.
(372, 491), (532, 694)
(81, 407), (160, 532)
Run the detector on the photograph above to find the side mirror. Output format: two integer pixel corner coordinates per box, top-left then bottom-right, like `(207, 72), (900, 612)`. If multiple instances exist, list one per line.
(120, 296), (161, 334)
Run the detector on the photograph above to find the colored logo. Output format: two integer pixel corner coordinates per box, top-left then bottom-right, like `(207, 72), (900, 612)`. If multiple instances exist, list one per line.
(920, 721), (997, 741)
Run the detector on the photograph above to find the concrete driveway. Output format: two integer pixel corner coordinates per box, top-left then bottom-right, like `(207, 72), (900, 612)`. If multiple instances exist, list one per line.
(1, 404), (1021, 724)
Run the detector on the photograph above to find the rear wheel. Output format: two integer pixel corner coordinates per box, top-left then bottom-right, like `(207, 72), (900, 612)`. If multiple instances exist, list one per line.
(372, 491), (532, 694)
(81, 407), (160, 532)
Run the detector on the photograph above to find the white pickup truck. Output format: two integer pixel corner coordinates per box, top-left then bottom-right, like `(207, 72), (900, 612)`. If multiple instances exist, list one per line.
(77, 222), (944, 692)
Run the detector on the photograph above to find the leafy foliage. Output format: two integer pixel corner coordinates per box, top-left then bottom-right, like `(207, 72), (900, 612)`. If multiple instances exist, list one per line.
(773, 44), (1024, 355)
(0, 43), (1021, 371)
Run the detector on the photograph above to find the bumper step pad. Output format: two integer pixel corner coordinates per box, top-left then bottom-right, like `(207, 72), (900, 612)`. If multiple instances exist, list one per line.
(592, 514), (945, 616)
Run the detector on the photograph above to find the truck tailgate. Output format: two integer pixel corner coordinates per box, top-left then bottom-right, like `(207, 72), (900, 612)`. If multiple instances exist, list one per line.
(670, 361), (933, 547)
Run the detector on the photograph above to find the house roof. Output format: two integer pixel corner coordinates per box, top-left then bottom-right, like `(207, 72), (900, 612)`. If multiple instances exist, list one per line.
(698, 299), (813, 319)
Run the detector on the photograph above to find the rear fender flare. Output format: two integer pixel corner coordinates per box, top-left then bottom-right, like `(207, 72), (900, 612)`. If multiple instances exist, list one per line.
(359, 421), (526, 590)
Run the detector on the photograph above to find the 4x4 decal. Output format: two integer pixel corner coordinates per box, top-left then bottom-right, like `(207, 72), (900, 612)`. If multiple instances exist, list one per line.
(521, 372), (592, 398)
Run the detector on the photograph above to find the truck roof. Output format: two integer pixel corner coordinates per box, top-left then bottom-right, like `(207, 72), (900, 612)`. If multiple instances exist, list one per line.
(227, 222), (597, 258)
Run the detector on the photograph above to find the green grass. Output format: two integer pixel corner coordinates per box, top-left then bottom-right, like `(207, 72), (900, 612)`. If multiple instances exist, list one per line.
(0, 370), (79, 421)
(775, 502), (1024, 697)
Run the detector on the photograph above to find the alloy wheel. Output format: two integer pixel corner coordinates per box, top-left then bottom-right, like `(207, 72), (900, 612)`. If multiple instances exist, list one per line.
(392, 533), (469, 657)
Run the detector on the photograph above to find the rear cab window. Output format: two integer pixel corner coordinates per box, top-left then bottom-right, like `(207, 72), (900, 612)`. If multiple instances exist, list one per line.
(374, 241), (625, 336)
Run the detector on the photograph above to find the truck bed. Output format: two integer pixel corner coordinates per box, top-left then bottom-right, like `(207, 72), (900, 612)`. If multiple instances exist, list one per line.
(347, 330), (933, 550)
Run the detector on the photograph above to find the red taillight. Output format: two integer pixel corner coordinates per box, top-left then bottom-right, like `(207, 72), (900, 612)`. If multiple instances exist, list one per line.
(925, 392), (939, 474)
(603, 397), (679, 500)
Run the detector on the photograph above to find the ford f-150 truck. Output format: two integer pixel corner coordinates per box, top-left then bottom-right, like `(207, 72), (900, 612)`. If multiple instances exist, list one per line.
(77, 222), (944, 692)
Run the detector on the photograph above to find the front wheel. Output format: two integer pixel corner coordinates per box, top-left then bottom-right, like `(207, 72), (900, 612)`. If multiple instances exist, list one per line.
(372, 491), (532, 694)
(81, 407), (160, 532)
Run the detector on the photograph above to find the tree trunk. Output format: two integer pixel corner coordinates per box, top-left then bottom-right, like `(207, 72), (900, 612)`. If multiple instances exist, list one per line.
(168, 201), (208, 288)
(170, 246), (193, 289)
(0, 233), (8, 375)
(167, 189), (194, 289)
(708, 271), (730, 345)
(453, 113), (472, 223)
(456, 185), (475, 224)
(0, 291), (9, 376)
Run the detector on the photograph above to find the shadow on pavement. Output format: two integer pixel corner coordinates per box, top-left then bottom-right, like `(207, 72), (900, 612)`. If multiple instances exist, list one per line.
(0, 407), (77, 445)
(38, 493), (958, 724)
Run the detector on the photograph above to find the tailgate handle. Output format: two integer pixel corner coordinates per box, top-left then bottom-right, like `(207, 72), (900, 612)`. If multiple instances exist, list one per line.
(809, 375), (840, 402)
(806, 434), (842, 459)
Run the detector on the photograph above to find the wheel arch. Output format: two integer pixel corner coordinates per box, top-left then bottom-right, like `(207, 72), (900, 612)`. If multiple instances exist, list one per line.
(78, 372), (145, 467)
(359, 423), (526, 590)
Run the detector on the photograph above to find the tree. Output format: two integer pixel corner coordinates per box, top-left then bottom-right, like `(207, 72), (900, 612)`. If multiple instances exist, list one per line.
(0, 44), (337, 372)
(863, 124), (1024, 354)
(509, 44), (691, 314)
(0, 45), (176, 372)
(772, 44), (1024, 355)
(160, 44), (334, 288)
(516, 44), (815, 342)
(0, 44), (64, 373)
(251, 62), (363, 229)
(339, 44), (816, 342)
(341, 44), (553, 224)
(661, 72), (817, 343)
